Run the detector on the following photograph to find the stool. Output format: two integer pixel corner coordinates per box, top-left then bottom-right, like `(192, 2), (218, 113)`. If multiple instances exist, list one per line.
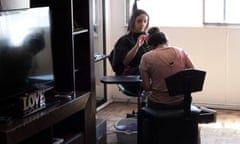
(138, 105), (201, 144)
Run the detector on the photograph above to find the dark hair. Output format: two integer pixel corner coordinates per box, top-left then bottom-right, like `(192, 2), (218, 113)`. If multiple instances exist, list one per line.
(148, 32), (168, 48)
(129, 9), (149, 33)
(147, 27), (160, 35)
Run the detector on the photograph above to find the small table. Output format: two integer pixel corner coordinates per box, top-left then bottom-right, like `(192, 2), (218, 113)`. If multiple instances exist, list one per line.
(100, 75), (142, 84)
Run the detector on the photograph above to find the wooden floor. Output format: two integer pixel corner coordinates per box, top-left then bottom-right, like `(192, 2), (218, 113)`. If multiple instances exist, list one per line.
(96, 102), (240, 144)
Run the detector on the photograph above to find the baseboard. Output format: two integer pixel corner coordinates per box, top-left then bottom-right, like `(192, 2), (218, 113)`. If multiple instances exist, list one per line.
(104, 98), (240, 111)
(97, 100), (113, 112)
(109, 100), (240, 110)
(193, 102), (240, 110)
(111, 97), (138, 104)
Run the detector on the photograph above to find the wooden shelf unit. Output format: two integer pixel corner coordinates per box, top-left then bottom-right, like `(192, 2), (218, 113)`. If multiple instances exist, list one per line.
(0, 0), (98, 143)
(0, 92), (91, 144)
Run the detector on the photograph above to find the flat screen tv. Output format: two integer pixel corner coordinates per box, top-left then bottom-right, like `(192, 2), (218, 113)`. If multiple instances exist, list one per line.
(0, 7), (54, 116)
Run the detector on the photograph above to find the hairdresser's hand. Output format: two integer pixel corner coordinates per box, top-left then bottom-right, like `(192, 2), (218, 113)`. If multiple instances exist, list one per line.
(123, 34), (146, 65)
(136, 34), (146, 48)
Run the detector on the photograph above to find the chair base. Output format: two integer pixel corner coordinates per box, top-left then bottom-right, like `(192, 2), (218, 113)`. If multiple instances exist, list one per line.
(198, 106), (217, 123)
(126, 111), (137, 118)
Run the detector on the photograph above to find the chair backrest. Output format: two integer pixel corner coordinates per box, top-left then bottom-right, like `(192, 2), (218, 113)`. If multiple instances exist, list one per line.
(165, 69), (206, 96)
(165, 69), (206, 115)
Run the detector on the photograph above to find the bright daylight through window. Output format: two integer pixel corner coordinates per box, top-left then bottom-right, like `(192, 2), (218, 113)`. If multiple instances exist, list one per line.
(204, 0), (240, 25)
(134, 0), (240, 27)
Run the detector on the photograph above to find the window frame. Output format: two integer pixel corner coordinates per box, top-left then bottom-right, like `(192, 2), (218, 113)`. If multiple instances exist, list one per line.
(203, 0), (240, 26)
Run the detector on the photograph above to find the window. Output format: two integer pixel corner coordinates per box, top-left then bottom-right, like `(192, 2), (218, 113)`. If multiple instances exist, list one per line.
(136, 0), (203, 27)
(126, 0), (240, 27)
(203, 0), (240, 25)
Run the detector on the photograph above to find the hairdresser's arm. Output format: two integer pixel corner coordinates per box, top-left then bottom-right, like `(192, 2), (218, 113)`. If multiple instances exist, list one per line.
(123, 34), (146, 65)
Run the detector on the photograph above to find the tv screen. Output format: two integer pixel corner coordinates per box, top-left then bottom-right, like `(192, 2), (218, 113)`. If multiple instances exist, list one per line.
(0, 7), (54, 115)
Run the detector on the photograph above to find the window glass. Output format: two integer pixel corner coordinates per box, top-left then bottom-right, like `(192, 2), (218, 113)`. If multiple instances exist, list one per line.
(204, 0), (224, 23)
(137, 0), (202, 26)
(135, 0), (240, 26)
(225, 0), (240, 23)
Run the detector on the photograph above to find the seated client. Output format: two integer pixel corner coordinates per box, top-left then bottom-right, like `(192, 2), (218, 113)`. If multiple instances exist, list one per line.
(139, 31), (195, 110)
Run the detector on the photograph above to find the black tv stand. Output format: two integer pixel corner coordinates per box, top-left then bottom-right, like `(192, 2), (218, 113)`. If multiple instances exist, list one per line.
(0, 116), (12, 124)
(0, 92), (91, 144)
(18, 98), (61, 118)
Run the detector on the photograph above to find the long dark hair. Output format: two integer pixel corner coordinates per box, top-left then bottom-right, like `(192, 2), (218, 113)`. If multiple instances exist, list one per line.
(129, 9), (149, 33)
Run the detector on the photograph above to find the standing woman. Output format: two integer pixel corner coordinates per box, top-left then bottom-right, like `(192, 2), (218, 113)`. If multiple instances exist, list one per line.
(110, 9), (150, 95)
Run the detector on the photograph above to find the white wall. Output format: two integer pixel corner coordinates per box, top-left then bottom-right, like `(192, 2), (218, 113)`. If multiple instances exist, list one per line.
(161, 27), (240, 110)
(105, 0), (133, 102)
(105, 0), (240, 110)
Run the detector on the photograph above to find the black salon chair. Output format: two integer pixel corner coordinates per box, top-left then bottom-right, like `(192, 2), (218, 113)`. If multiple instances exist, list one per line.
(107, 52), (141, 101)
(100, 75), (142, 118)
(119, 82), (145, 118)
(102, 54), (143, 117)
(118, 83), (139, 97)
(138, 69), (208, 144)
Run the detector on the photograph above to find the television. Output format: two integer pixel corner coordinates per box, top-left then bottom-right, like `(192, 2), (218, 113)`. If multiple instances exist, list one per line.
(0, 7), (54, 117)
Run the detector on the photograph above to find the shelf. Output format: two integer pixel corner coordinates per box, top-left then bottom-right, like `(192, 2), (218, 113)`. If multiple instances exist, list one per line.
(73, 28), (88, 35)
(74, 68), (79, 73)
(27, 0), (96, 143)
(94, 54), (108, 63)
(55, 132), (84, 144)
